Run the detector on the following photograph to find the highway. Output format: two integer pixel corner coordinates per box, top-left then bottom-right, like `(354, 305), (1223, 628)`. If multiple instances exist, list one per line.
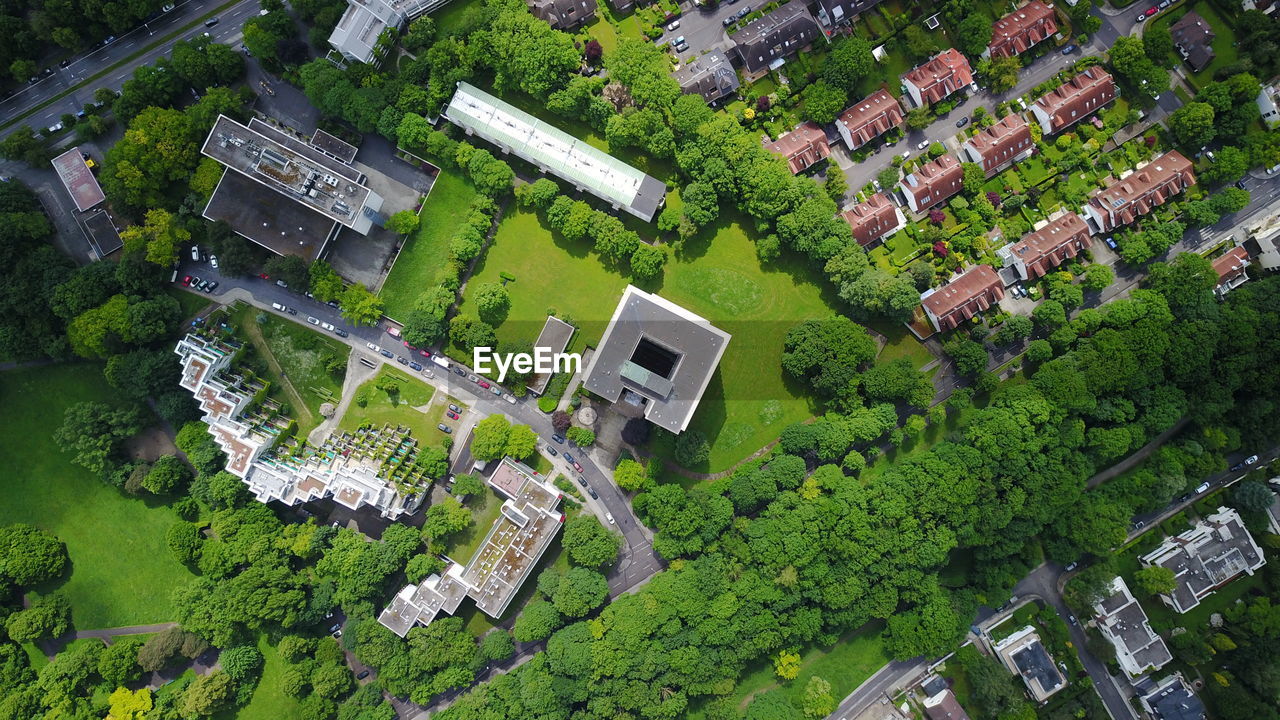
(0, 0), (262, 133)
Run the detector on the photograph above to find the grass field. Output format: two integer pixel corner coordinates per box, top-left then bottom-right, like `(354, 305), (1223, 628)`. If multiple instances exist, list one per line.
(232, 306), (347, 437)
(379, 171), (480, 320)
(228, 636), (305, 720)
(0, 364), (194, 629)
(443, 489), (506, 565)
(688, 625), (888, 718)
(459, 206), (860, 472)
(168, 287), (211, 319)
(338, 366), (453, 447)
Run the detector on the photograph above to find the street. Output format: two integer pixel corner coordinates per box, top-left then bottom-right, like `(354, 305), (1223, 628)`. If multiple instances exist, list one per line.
(0, 0), (262, 133)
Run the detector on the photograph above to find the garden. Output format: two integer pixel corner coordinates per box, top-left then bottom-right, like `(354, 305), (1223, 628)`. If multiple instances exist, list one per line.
(337, 366), (456, 451)
(1146, 1), (1239, 89)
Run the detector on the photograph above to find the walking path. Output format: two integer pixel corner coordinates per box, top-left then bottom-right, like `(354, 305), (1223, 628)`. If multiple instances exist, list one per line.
(307, 348), (379, 445)
(73, 622), (177, 643)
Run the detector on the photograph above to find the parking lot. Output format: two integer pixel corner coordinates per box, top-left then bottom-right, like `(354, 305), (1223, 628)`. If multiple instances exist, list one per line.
(656, 0), (758, 62)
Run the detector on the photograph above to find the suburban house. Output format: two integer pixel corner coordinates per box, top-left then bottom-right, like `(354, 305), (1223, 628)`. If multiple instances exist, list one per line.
(920, 676), (971, 720)
(672, 50), (740, 107)
(1138, 674), (1206, 720)
(328, 0), (447, 64)
(1169, 11), (1216, 73)
(920, 264), (1004, 332)
(379, 457), (564, 636)
(960, 114), (1033, 177)
(1093, 576), (1173, 677)
(1258, 85), (1280, 129)
(898, 154), (964, 212)
(764, 122), (832, 174)
(812, 0), (883, 33)
(527, 0), (597, 30)
(581, 286), (731, 433)
(1140, 507), (1265, 614)
(986, 0), (1058, 59)
(1007, 212), (1091, 281)
(730, 2), (823, 81)
(835, 88), (904, 151)
(1212, 247), (1251, 298)
(1083, 151), (1196, 234)
(993, 626), (1066, 703)
(1030, 66), (1117, 135)
(174, 334), (426, 520)
(901, 48), (974, 107)
(841, 193), (906, 249)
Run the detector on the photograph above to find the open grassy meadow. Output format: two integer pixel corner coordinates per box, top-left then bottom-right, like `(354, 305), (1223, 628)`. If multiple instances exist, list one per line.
(0, 364), (194, 629)
(380, 171), (481, 320)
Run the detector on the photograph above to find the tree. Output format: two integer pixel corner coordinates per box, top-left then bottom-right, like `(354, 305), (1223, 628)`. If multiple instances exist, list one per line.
(956, 14), (994, 56)
(340, 283), (384, 326)
(781, 317), (876, 403)
(308, 259), (345, 303)
(450, 315), (497, 355)
(1109, 36), (1170, 96)
(552, 411), (572, 434)
(824, 163), (848, 204)
(516, 178), (560, 210)
(1143, 25), (1174, 65)
(264, 255), (309, 291)
(904, 24), (937, 58)
(1233, 480), (1275, 514)
(1203, 145), (1249, 185)
(512, 600), (562, 642)
(423, 497), (472, 542)
(385, 210), (420, 235)
(562, 515), (620, 567)
(773, 649), (801, 680)
(181, 670), (237, 717)
(99, 637), (144, 688)
(630, 243), (667, 282)
(403, 286), (453, 348)
(143, 455), (190, 495)
(961, 162), (985, 195)
(504, 424), (538, 460)
(220, 645), (263, 682)
(479, 629), (514, 662)
(802, 676), (835, 718)
(566, 427), (595, 447)
(0, 523), (68, 586)
(821, 37), (873, 92)
(1082, 263), (1114, 292)
(802, 82), (848, 125)
(54, 401), (144, 475)
(167, 521), (203, 565)
(471, 415), (512, 461)
(1032, 299), (1067, 329)
(675, 430), (710, 467)
(613, 459), (650, 493)
(1211, 186), (1250, 215)
(1134, 565), (1176, 595)
(1169, 102), (1216, 149)
(877, 166), (901, 189)
(993, 315), (1033, 345)
(906, 107), (932, 130)
(474, 282), (510, 325)
(101, 107), (198, 212)
(5, 592), (72, 641)
(120, 208), (189, 268)
(106, 687), (153, 720)
(552, 566), (608, 617)
(980, 55), (1021, 92)
(0, 126), (51, 166)
(602, 39), (681, 109)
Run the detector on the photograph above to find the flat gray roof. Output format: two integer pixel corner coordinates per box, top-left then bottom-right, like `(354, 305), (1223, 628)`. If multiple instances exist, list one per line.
(528, 316), (576, 396)
(203, 170), (337, 261)
(83, 209), (122, 256)
(202, 115), (375, 231)
(311, 128), (358, 164)
(581, 285), (729, 433)
(444, 82), (666, 221)
(51, 147), (105, 212)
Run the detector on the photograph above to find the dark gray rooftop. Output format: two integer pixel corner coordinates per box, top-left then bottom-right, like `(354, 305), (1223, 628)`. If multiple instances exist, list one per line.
(672, 50), (740, 105)
(1145, 678), (1206, 720)
(1011, 641), (1064, 697)
(83, 209), (122, 256)
(203, 170), (338, 261)
(528, 316), (576, 396)
(581, 286), (730, 433)
(310, 128), (358, 164)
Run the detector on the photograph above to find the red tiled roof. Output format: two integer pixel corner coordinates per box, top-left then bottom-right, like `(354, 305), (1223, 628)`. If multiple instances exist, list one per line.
(1010, 212), (1091, 280)
(841, 193), (901, 248)
(764, 121), (832, 174)
(989, 0), (1058, 58)
(964, 114), (1033, 176)
(1213, 246), (1249, 284)
(836, 89), (904, 149)
(903, 49), (974, 105)
(902, 154), (965, 209)
(922, 264), (1004, 331)
(1087, 151), (1196, 232)
(1032, 67), (1116, 134)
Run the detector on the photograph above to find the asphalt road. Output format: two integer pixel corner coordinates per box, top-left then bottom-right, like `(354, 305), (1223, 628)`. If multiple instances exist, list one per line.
(0, 0), (261, 133)
(827, 658), (928, 720)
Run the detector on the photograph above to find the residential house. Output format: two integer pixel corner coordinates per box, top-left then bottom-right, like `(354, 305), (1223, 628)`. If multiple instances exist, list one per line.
(899, 154), (964, 212)
(764, 121), (832, 174)
(835, 88), (904, 151)
(1030, 66), (1117, 135)
(986, 0), (1058, 59)
(1093, 576), (1172, 677)
(1257, 85), (1280, 129)
(1212, 246), (1250, 297)
(1243, 0), (1276, 13)
(1007, 212), (1091, 281)
(1169, 11), (1216, 73)
(920, 676), (971, 720)
(960, 113), (1033, 176)
(920, 264), (1004, 332)
(993, 626), (1066, 702)
(1244, 211), (1280, 270)
(1140, 507), (1266, 614)
(812, 0), (883, 33)
(841, 193), (906, 249)
(672, 50), (740, 106)
(1083, 151), (1196, 234)
(901, 48), (974, 108)
(527, 0), (596, 30)
(731, 2), (823, 81)
(1138, 674), (1206, 720)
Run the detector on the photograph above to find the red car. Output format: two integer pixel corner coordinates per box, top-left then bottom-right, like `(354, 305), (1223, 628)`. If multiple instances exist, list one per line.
(572, 461), (584, 473)
(478, 381), (491, 389)
(182, 275), (192, 286)
(446, 411), (459, 420)
(402, 341), (416, 349)
(418, 349), (431, 358)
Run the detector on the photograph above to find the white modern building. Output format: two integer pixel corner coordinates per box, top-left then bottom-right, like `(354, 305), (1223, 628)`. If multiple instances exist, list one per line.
(1093, 576), (1172, 677)
(328, 0), (453, 64)
(1140, 507), (1265, 614)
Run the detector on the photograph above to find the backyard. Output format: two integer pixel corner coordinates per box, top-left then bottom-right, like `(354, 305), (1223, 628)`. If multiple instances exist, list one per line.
(1147, 1), (1239, 89)
(0, 364), (195, 629)
(379, 170), (481, 320)
(459, 205), (868, 472)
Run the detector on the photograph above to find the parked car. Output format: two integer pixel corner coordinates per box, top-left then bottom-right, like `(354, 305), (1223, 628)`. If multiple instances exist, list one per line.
(446, 410), (459, 420)
(380, 349), (394, 359)
(551, 434), (565, 444)
(276, 279), (288, 288)
(478, 380), (491, 389)
(563, 452), (575, 464)
(420, 350), (432, 359)
(1231, 462), (1245, 472)
(453, 366), (466, 376)
(191, 245), (201, 261)
(672, 35), (684, 45)
(206, 281), (218, 292)
(1065, 561), (1078, 572)
(327, 300), (340, 309)
(572, 461), (584, 472)
(587, 486), (598, 499)
(46, 121), (64, 133)
(1133, 520), (1146, 530)
(1068, 615), (1078, 626)
(320, 321), (335, 331)
(409, 361), (423, 371)
(356, 671), (370, 680)
(1195, 482), (1210, 494)
(438, 423), (452, 433)
(1061, 44), (1078, 55)
(1245, 454), (1259, 465)
(955, 116), (969, 128)
(723, 16), (734, 25)
(546, 446), (558, 457)
(916, 140), (929, 150)
(489, 385), (502, 395)
(448, 404), (460, 413)
(209, 254), (219, 269)
(396, 356), (408, 365)
(287, 307), (298, 316)
(190, 276), (203, 289)
(183, 275), (193, 286)
(307, 316), (320, 325)
(1104, 236), (1118, 250)
(666, 20), (680, 31)
(674, 41), (689, 52)
(605, 512), (615, 525)
(577, 475), (587, 487)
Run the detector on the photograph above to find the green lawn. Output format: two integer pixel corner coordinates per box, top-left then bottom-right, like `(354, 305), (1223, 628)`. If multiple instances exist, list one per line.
(443, 489), (506, 565)
(1148, 1), (1238, 89)
(228, 636), (305, 720)
(866, 320), (936, 370)
(338, 366), (449, 447)
(168, 287), (211, 319)
(232, 306), (347, 437)
(380, 170), (480, 320)
(689, 625), (888, 718)
(461, 206), (856, 472)
(0, 365), (194, 629)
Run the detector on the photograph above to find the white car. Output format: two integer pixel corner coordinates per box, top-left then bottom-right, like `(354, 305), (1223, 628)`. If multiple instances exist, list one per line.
(320, 321), (336, 332)
(209, 255), (219, 269)
(916, 140), (929, 151)
(366, 342), (380, 352)
(306, 316), (320, 326)
(605, 512), (615, 525)
(190, 245), (200, 261)
(666, 20), (680, 31)
(1245, 454), (1259, 465)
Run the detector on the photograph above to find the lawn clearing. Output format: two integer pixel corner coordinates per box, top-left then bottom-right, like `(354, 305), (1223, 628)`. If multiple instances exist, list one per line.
(167, 287), (211, 319)
(338, 366), (450, 447)
(1148, 1), (1238, 89)
(380, 170), (480, 320)
(0, 364), (195, 629)
(461, 206), (846, 472)
(233, 635), (306, 720)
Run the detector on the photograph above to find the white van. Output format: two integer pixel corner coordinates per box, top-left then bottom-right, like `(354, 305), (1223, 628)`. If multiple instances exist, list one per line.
(431, 355), (449, 370)
(271, 302), (285, 312)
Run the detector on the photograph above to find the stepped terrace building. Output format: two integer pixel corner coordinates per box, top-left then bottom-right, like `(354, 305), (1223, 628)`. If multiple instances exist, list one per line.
(763, 121), (831, 174)
(835, 89), (904, 151)
(1093, 576), (1172, 677)
(920, 264), (1004, 332)
(1007, 212), (1091, 281)
(899, 154), (964, 213)
(378, 458), (564, 636)
(902, 48), (973, 108)
(841, 193), (906, 249)
(960, 114), (1033, 177)
(1140, 507), (1265, 614)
